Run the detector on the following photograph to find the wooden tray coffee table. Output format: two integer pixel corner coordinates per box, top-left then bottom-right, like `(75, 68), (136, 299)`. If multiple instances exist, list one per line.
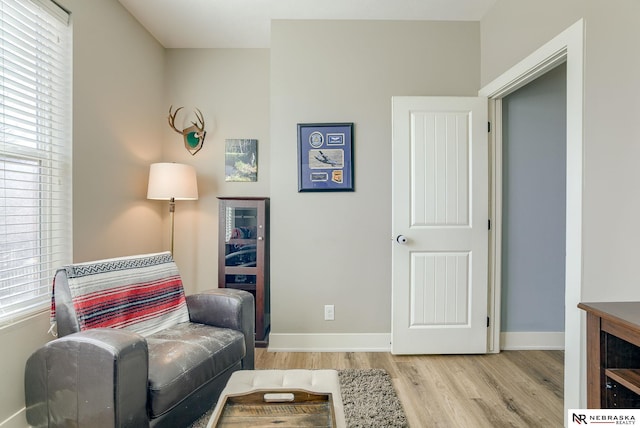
(211, 389), (336, 427)
(206, 369), (346, 428)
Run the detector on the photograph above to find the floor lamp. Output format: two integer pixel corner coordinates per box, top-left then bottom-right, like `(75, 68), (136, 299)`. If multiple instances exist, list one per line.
(147, 163), (198, 255)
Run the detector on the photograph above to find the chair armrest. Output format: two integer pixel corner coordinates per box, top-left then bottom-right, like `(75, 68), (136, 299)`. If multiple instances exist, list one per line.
(25, 328), (149, 428)
(186, 288), (255, 369)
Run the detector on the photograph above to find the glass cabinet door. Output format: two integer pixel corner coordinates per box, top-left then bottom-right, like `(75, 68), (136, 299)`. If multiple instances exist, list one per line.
(218, 197), (270, 345)
(222, 204), (261, 289)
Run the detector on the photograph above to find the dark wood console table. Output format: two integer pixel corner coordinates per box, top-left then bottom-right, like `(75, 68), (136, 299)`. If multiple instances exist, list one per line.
(578, 302), (640, 408)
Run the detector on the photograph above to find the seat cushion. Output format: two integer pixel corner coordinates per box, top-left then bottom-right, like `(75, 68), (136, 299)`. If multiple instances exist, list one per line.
(146, 322), (246, 418)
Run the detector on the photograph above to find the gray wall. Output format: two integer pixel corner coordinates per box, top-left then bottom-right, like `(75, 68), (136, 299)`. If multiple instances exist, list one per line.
(68, 0), (166, 262)
(482, 1), (640, 301)
(500, 63), (566, 332)
(269, 20), (480, 345)
(163, 48), (271, 295)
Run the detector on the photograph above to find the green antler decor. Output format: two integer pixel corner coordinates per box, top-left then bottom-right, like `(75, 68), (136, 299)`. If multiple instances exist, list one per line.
(168, 105), (206, 155)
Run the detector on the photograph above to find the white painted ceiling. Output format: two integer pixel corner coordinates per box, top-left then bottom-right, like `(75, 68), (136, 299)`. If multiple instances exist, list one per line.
(117, 0), (496, 48)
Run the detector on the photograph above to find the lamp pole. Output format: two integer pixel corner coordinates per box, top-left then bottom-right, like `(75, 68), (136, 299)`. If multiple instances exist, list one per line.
(169, 197), (176, 255)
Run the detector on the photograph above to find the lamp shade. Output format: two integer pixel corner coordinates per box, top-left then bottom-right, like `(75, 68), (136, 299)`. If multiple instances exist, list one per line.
(147, 163), (198, 200)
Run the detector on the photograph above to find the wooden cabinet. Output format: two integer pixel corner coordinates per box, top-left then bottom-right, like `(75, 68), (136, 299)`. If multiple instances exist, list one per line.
(218, 197), (270, 346)
(578, 302), (640, 408)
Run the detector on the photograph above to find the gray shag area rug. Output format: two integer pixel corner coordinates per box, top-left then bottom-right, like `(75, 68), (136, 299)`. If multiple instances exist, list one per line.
(189, 368), (408, 427)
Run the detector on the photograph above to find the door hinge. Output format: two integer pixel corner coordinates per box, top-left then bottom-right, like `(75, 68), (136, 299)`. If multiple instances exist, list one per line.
(488, 122), (491, 133)
(488, 219), (491, 230)
(487, 316), (490, 327)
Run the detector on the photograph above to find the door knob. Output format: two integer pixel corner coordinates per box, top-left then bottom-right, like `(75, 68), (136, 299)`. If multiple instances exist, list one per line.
(396, 235), (408, 244)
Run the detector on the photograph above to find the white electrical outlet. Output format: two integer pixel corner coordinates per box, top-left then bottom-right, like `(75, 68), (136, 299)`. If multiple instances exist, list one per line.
(324, 304), (335, 321)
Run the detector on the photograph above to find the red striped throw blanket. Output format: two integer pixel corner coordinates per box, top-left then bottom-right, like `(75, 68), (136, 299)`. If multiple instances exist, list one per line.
(51, 252), (190, 337)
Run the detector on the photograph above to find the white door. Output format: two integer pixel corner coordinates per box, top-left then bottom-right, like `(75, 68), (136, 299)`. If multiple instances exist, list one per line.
(391, 96), (488, 354)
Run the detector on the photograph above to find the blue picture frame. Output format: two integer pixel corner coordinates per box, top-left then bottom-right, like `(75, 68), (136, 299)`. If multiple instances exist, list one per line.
(297, 122), (354, 192)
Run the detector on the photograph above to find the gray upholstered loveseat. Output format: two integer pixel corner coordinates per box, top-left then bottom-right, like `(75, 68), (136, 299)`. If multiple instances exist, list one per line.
(24, 252), (254, 428)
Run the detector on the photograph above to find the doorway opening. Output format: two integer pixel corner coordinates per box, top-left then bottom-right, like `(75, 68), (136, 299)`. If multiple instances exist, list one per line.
(480, 19), (584, 413)
(500, 63), (567, 348)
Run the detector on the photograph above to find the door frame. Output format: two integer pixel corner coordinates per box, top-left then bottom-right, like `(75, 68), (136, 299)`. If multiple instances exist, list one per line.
(479, 19), (584, 413)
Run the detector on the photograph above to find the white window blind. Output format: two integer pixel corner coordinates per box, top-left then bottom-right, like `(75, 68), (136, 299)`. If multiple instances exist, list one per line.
(0, 0), (71, 324)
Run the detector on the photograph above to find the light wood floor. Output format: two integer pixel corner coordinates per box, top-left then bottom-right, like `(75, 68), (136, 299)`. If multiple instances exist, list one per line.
(255, 349), (564, 428)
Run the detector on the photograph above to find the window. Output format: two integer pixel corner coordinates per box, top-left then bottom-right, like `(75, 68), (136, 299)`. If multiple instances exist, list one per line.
(0, 0), (71, 324)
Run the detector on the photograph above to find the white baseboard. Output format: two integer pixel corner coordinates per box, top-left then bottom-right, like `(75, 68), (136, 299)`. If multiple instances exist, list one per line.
(500, 331), (565, 350)
(269, 332), (564, 352)
(268, 333), (391, 352)
(0, 407), (25, 428)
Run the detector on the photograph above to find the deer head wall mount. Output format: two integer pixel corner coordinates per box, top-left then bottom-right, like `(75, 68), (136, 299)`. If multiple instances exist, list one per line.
(168, 106), (206, 155)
